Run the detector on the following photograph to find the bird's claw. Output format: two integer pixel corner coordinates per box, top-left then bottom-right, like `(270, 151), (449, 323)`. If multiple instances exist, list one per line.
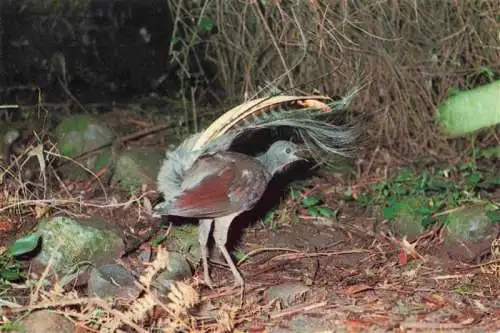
(203, 273), (214, 289)
(233, 277), (244, 289)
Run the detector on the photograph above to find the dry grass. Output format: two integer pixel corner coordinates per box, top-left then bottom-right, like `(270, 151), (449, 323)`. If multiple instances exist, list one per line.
(1, 247), (244, 332)
(168, 0), (500, 158)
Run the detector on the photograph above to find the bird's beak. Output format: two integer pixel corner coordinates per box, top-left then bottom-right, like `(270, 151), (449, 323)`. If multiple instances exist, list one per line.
(294, 148), (312, 161)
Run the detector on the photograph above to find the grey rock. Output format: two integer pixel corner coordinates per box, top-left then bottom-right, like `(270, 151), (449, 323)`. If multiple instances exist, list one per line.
(16, 310), (74, 333)
(88, 264), (140, 300)
(443, 204), (499, 260)
(264, 283), (310, 307)
(110, 148), (164, 194)
(162, 224), (201, 266)
(444, 205), (498, 243)
(270, 314), (336, 333)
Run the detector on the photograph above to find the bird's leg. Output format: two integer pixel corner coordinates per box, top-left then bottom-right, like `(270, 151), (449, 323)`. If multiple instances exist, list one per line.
(198, 218), (214, 288)
(213, 213), (244, 287)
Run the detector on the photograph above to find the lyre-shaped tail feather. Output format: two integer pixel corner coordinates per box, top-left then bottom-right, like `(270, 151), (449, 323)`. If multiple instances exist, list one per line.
(193, 86), (362, 150)
(193, 95), (333, 150)
(229, 107), (359, 159)
(199, 100), (360, 162)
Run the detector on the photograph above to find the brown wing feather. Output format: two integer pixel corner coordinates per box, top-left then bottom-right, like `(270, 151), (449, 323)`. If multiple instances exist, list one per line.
(169, 164), (236, 218)
(168, 151), (270, 218)
(226, 158), (270, 211)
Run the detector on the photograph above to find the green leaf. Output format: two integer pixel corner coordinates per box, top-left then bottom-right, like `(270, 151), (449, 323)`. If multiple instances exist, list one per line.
(416, 206), (432, 216)
(290, 188), (301, 200)
(417, 172), (430, 190)
(301, 195), (321, 208)
(1, 267), (21, 281)
(477, 175), (500, 190)
(357, 195), (372, 206)
(337, 194), (355, 201)
(486, 209), (500, 223)
(152, 234), (167, 247)
(383, 205), (398, 221)
(477, 66), (495, 82)
(198, 17), (215, 32)
(394, 185), (408, 196)
(395, 169), (415, 181)
(0, 323), (22, 331)
(232, 250), (246, 261)
(318, 207), (335, 217)
(466, 172), (483, 186)
(8, 233), (41, 256)
(427, 177), (453, 190)
(459, 162), (476, 171)
(264, 210), (275, 225)
(374, 181), (388, 193)
(478, 146), (500, 158)
(307, 207), (320, 217)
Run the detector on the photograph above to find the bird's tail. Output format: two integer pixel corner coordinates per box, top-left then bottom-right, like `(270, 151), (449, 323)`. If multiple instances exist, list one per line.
(197, 88), (362, 163)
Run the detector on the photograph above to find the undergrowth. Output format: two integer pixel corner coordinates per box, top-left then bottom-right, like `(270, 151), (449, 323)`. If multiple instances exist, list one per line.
(166, 0), (500, 158)
(359, 159), (500, 229)
(262, 185), (336, 230)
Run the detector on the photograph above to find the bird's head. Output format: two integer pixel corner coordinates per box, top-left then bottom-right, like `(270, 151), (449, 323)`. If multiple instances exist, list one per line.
(259, 140), (308, 175)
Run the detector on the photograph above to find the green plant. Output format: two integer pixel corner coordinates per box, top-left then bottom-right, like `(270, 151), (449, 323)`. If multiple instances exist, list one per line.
(359, 164), (498, 228)
(300, 195), (336, 218)
(0, 253), (21, 283)
(1, 233), (41, 282)
(261, 185), (337, 230)
(288, 186), (335, 218)
(0, 322), (22, 332)
(263, 209), (277, 230)
(167, 1), (218, 132)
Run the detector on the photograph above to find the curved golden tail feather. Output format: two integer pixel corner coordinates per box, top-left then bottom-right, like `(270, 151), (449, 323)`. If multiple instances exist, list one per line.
(192, 95), (332, 150)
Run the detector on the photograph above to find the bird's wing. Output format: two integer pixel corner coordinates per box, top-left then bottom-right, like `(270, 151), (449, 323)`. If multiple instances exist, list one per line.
(167, 152), (270, 218)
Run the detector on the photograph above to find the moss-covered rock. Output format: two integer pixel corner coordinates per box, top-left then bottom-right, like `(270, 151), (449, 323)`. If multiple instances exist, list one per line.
(55, 114), (114, 180)
(110, 148), (164, 193)
(32, 216), (124, 275)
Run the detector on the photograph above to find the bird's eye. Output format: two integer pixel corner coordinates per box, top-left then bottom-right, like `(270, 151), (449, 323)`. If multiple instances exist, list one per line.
(285, 148), (292, 154)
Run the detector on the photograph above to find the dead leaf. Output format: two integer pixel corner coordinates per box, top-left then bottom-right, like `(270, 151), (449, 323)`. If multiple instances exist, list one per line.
(398, 249), (408, 265)
(0, 219), (14, 232)
(344, 283), (373, 295)
(34, 204), (50, 219)
(423, 294), (445, 307)
(143, 196), (153, 214)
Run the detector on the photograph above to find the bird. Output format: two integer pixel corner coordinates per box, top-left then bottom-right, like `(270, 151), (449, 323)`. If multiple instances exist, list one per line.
(153, 96), (360, 287)
(153, 140), (307, 287)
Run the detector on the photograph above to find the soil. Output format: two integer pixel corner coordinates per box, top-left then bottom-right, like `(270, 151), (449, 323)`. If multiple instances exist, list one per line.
(0, 109), (498, 333)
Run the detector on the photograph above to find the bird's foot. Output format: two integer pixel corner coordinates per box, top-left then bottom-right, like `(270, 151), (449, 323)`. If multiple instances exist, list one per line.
(203, 281), (214, 289)
(233, 276), (245, 307)
(202, 272), (214, 289)
(233, 275), (245, 289)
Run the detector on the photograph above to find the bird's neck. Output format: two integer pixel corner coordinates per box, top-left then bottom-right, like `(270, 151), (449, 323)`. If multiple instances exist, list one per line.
(257, 151), (282, 175)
